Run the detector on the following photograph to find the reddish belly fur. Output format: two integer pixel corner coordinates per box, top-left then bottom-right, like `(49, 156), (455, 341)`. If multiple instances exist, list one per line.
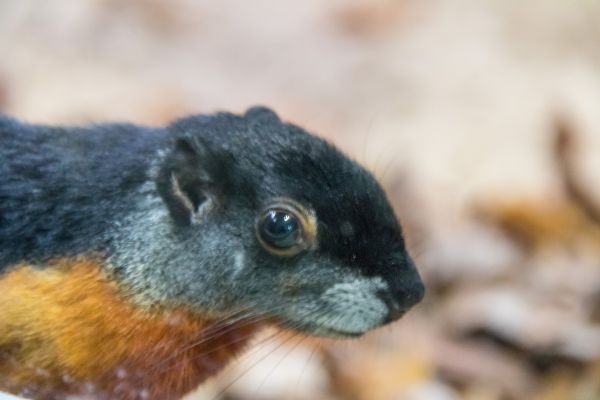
(0, 259), (260, 399)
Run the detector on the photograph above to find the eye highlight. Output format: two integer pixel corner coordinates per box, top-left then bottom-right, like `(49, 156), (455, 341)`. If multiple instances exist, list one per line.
(256, 198), (316, 256)
(259, 210), (301, 249)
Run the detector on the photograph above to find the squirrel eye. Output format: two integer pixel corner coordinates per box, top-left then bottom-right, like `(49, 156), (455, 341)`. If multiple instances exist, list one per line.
(256, 199), (316, 257)
(258, 210), (301, 249)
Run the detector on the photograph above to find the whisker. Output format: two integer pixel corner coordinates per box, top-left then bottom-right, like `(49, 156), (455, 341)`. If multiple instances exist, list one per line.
(151, 302), (338, 392)
(379, 155), (397, 182)
(360, 111), (380, 167)
(151, 301), (302, 377)
(208, 305), (335, 398)
(293, 341), (319, 397)
(151, 306), (264, 370)
(211, 330), (301, 400)
(252, 334), (306, 399)
(150, 315), (272, 377)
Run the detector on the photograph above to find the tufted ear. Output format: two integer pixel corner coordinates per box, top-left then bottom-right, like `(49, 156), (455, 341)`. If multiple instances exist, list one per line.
(156, 136), (226, 226)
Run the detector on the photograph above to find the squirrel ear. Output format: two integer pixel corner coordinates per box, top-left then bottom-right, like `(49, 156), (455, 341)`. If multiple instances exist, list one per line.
(156, 136), (224, 226)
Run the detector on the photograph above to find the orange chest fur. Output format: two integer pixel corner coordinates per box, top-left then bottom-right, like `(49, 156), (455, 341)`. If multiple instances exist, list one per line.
(0, 259), (260, 399)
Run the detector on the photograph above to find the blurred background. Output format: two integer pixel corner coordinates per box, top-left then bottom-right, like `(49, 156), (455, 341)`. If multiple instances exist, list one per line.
(1, 0), (600, 399)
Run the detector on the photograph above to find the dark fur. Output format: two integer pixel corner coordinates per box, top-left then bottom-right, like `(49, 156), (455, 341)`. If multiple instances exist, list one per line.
(0, 118), (167, 269)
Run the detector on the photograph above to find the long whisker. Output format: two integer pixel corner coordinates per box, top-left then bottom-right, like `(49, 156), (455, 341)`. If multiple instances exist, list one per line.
(181, 310), (263, 346)
(151, 319), (279, 377)
(360, 111), (380, 167)
(211, 330), (300, 400)
(293, 341), (319, 397)
(379, 155), (397, 182)
(152, 303), (336, 385)
(151, 306), (263, 371)
(151, 301), (299, 376)
(195, 300), (325, 346)
(252, 334), (306, 399)
(211, 306), (336, 398)
(151, 321), (268, 377)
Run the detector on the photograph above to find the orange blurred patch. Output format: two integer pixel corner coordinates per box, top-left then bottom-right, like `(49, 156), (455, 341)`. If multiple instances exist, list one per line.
(0, 259), (260, 399)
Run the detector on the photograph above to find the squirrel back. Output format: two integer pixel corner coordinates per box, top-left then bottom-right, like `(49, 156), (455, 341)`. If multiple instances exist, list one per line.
(0, 117), (167, 268)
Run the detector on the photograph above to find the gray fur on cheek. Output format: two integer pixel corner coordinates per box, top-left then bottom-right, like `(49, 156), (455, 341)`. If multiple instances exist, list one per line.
(105, 181), (243, 316)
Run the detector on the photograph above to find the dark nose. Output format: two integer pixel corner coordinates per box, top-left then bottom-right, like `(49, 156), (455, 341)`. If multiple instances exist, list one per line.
(379, 260), (425, 323)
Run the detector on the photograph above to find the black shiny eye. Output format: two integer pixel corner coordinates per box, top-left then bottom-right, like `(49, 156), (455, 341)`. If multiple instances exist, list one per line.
(256, 198), (317, 257)
(258, 209), (301, 249)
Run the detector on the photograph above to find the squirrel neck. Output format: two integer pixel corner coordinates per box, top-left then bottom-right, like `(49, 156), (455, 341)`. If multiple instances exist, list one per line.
(0, 259), (261, 400)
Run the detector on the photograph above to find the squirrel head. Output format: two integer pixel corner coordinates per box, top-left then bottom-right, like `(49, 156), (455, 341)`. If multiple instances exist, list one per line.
(113, 107), (424, 338)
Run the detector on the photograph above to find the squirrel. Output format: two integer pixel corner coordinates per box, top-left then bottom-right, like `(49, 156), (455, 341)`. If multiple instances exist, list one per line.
(0, 106), (425, 400)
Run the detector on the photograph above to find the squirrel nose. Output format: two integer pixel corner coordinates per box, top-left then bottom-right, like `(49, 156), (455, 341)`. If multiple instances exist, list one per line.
(379, 261), (425, 323)
(380, 279), (425, 323)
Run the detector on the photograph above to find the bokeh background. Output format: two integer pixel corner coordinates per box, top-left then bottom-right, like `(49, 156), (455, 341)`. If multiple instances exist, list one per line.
(1, 1), (600, 399)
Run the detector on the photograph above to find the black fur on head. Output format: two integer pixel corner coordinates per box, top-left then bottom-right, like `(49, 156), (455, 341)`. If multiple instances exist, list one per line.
(111, 106), (424, 337)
